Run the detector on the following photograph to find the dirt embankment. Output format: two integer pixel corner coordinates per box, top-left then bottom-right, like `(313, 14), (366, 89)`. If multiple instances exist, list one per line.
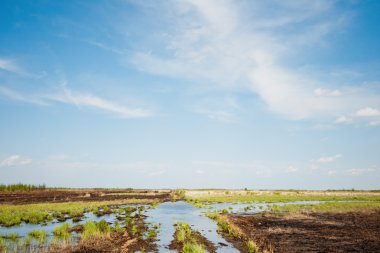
(227, 210), (380, 253)
(0, 189), (172, 204)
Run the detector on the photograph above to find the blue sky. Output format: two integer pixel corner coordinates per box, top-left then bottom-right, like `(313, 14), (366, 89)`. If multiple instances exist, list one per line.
(0, 0), (379, 189)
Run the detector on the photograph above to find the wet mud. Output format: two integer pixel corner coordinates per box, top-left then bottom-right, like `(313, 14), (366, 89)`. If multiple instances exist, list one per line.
(226, 209), (380, 253)
(0, 189), (172, 204)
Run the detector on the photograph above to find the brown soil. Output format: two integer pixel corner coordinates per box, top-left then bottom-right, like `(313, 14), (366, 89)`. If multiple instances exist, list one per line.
(225, 209), (380, 253)
(169, 229), (217, 253)
(0, 189), (172, 204)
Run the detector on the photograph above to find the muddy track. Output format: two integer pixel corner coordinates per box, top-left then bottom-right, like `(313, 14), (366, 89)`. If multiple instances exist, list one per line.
(0, 189), (172, 204)
(226, 210), (380, 253)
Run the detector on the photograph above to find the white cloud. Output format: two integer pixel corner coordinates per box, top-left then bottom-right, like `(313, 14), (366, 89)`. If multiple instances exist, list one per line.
(368, 120), (380, 127)
(255, 169), (272, 177)
(348, 168), (376, 176)
(148, 170), (165, 177)
(314, 88), (341, 97)
(0, 86), (47, 105)
(317, 154), (342, 163)
(285, 166), (298, 173)
(355, 107), (380, 117)
(51, 88), (152, 118)
(0, 155), (32, 167)
(195, 169), (205, 174)
(130, 0), (380, 122)
(0, 85), (152, 119)
(192, 96), (241, 123)
(0, 58), (22, 74)
(327, 170), (337, 175)
(334, 107), (380, 126)
(335, 115), (353, 124)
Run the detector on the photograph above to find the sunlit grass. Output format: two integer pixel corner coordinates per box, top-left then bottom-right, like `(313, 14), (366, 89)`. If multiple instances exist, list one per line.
(0, 199), (157, 227)
(176, 222), (192, 242)
(53, 222), (71, 242)
(81, 220), (111, 240)
(182, 242), (206, 253)
(269, 201), (380, 214)
(187, 190), (380, 203)
(28, 230), (47, 245)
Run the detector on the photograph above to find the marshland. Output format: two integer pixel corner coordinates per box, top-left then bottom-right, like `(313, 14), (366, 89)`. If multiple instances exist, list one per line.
(0, 185), (379, 252)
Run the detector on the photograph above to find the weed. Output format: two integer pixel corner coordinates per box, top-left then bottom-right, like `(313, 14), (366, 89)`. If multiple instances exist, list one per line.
(53, 222), (71, 242)
(113, 221), (124, 232)
(182, 242), (206, 253)
(0, 237), (6, 251)
(147, 229), (157, 239)
(98, 219), (111, 233)
(1, 233), (19, 241)
(173, 189), (186, 200)
(247, 240), (259, 253)
(82, 221), (98, 240)
(28, 230), (47, 245)
(176, 222), (192, 242)
(131, 224), (139, 236)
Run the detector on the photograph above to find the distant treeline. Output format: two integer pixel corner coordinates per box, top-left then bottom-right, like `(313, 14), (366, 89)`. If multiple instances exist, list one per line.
(0, 183), (46, 192)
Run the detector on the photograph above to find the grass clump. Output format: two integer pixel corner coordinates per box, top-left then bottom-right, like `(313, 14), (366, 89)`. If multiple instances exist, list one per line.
(171, 221), (212, 253)
(146, 229), (157, 239)
(0, 237), (6, 251)
(182, 242), (206, 253)
(82, 219), (111, 240)
(176, 222), (192, 242)
(53, 222), (71, 242)
(173, 189), (186, 200)
(28, 230), (47, 245)
(247, 240), (259, 253)
(1, 233), (19, 241)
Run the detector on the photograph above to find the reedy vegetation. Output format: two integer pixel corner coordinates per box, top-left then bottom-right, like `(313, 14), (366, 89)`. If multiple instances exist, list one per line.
(0, 199), (155, 227)
(0, 183), (46, 192)
(173, 222), (206, 253)
(186, 190), (380, 203)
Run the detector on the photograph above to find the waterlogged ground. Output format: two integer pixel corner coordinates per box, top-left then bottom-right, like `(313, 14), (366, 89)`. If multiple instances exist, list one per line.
(0, 200), (329, 252)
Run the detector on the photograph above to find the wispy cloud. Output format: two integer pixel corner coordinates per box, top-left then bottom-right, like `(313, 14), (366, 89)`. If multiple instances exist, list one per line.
(0, 155), (32, 167)
(347, 168), (376, 176)
(355, 107), (380, 117)
(0, 86), (48, 105)
(317, 154), (342, 163)
(130, 1), (380, 123)
(148, 170), (165, 177)
(50, 87), (152, 118)
(192, 96), (241, 123)
(335, 107), (380, 126)
(0, 85), (152, 118)
(285, 166), (298, 173)
(0, 58), (22, 74)
(195, 169), (205, 174)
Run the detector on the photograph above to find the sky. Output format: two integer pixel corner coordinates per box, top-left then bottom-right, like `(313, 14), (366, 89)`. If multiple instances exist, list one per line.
(0, 0), (380, 189)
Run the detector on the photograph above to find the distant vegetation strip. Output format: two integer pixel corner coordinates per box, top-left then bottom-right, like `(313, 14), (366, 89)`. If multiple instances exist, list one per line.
(268, 201), (380, 214)
(0, 183), (46, 192)
(186, 191), (380, 203)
